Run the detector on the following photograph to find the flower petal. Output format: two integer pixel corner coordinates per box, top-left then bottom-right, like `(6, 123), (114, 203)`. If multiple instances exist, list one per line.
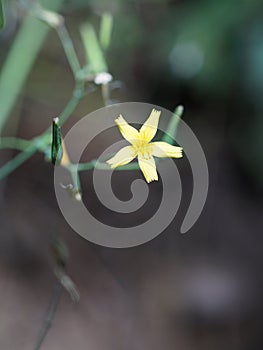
(151, 141), (183, 158)
(139, 108), (161, 142)
(138, 155), (158, 183)
(106, 146), (136, 168)
(61, 140), (71, 167)
(115, 115), (139, 144)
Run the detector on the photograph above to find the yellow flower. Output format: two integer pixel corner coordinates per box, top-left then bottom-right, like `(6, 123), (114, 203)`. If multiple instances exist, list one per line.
(107, 108), (183, 183)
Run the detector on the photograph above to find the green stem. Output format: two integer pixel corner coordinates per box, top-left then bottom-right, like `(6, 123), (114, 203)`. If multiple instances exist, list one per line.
(0, 0), (64, 133)
(77, 159), (140, 171)
(162, 105), (184, 144)
(56, 24), (81, 77)
(0, 144), (37, 180)
(58, 86), (83, 124)
(33, 282), (63, 350)
(79, 22), (108, 74)
(0, 86), (83, 179)
(0, 137), (31, 150)
(68, 164), (81, 190)
(101, 83), (110, 106)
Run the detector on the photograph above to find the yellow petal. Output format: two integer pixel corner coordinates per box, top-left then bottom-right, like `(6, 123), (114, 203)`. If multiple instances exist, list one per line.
(151, 141), (183, 158)
(61, 139), (71, 167)
(139, 108), (161, 142)
(138, 155), (158, 183)
(115, 115), (139, 144)
(106, 145), (136, 168)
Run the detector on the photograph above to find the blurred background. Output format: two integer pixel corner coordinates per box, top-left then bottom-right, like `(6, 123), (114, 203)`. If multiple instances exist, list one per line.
(0, 0), (263, 349)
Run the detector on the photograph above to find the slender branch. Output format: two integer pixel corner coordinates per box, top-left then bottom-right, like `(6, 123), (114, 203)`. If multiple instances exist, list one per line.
(68, 164), (81, 190)
(0, 137), (31, 150)
(56, 24), (81, 77)
(76, 159), (140, 171)
(0, 84), (83, 179)
(0, 144), (37, 180)
(0, 0), (64, 133)
(59, 84), (84, 124)
(33, 282), (63, 350)
(107, 162), (140, 171)
(101, 83), (110, 106)
(161, 105), (183, 144)
(0, 0), (86, 180)
(20, 1), (81, 78)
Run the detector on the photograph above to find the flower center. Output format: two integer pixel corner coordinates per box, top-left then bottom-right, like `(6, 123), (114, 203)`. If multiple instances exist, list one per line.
(133, 140), (152, 159)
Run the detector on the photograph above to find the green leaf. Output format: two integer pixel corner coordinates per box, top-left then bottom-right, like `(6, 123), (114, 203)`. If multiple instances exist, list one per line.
(99, 13), (113, 51)
(162, 105), (184, 144)
(51, 118), (62, 164)
(80, 22), (108, 74)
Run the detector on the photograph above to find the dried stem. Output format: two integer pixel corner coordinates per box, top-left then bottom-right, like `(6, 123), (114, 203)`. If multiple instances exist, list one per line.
(33, 282), (63, 350)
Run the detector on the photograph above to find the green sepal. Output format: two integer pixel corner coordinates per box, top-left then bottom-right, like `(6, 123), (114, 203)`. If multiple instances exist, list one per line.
(51, 117), (62, 164)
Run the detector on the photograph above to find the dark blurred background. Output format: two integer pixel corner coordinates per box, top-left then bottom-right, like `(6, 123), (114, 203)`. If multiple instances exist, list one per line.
(0, 0), (263, 349)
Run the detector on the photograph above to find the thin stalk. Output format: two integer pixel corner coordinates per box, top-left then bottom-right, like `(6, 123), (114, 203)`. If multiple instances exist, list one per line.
(56, 24), (81, 77)
(33, 282), (63, 350)
(0, 0), (64, 133)
(162, 105), (184, 144)
(0, 137), (31, 150)
(68, 164), (81, 190)
(0, 86), (83, 179)
(101, 83), (110, 106)
(0, 144), (37, 180)
(77, 159), (140, 171)
(57, 85), (83, 124)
